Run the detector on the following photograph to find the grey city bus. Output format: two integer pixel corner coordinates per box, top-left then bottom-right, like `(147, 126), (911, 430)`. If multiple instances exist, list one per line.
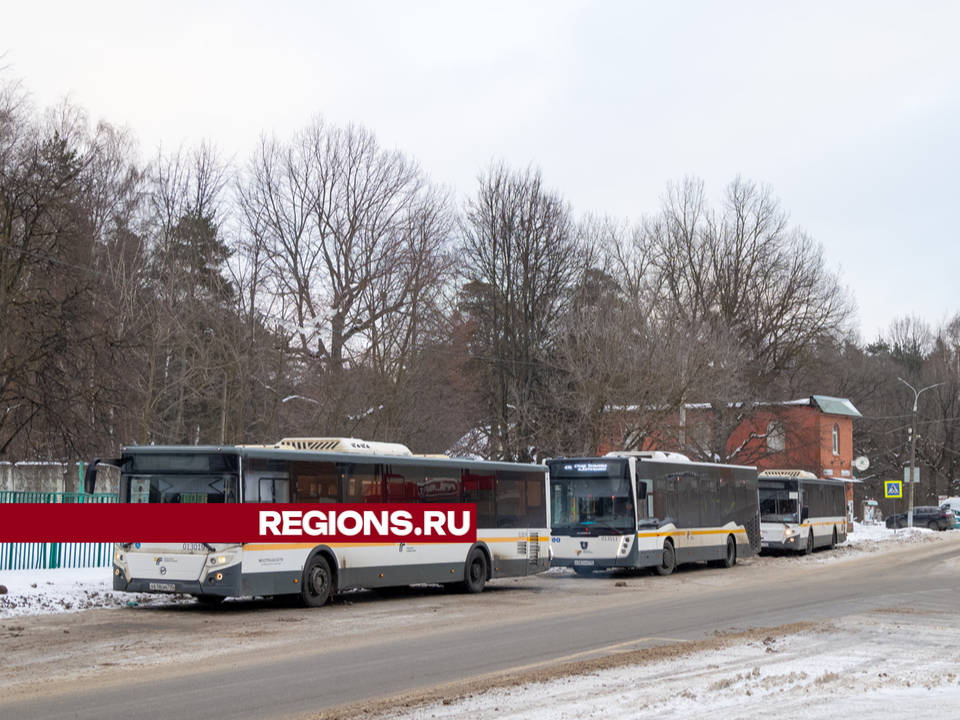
(86, 438), (551, 606)
(547, 452), (761, 576)
(759, 470), (847, 554)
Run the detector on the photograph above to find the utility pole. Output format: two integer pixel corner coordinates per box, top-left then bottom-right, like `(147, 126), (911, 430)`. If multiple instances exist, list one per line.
(898, 378), (943, 529)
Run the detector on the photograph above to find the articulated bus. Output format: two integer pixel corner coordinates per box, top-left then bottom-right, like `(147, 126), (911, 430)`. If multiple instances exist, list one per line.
(86, 438), (550, 606)
(758, 470), (847, 554)
(546, 452), (760, 576)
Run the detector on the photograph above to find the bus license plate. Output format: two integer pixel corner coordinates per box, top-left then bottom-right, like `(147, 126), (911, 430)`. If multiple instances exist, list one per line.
(149, 582), (176, 592)
(573, 560), (595, 566)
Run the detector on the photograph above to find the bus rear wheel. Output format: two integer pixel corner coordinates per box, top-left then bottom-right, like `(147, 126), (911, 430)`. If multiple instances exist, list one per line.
(655, 540), (676, 576)
(708, 535), (737, 569)
(301, 555), (332, 608)
(720, 535), (738, 568)
(462, 548), (488, 594)
(830, 528), (838, 549)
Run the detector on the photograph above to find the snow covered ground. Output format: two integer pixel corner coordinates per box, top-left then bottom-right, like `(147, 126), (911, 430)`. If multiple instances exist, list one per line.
(380, 617), (960, 720)
(0, 565), (191, 616)
(378, 523), (960, 720)
(2, 524), (959, 719)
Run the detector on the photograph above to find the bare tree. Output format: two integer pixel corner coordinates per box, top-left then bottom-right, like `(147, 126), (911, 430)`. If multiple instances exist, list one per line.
(459, 162), (589, 461)
(0, 76), (156, 459)
(622, 177), (856, 462)
(237, 119), (454, 437)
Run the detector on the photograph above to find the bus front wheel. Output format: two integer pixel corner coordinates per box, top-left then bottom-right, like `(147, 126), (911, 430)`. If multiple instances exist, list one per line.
(302, 555), (332, 608)
(655, 540), (676, 576)
(462, 548), (488, 594)
(803, 531), (814, 555)
(194, 594), (225, 605)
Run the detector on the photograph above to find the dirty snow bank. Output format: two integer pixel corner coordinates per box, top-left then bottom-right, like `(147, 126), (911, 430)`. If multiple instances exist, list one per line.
(0, 567), (191, 617)
(381, 615), (960, 719)
(378, 523), (960, 720)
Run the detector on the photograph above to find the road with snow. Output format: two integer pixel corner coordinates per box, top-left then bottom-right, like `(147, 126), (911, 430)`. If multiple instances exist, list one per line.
(1, 525), (959, 720)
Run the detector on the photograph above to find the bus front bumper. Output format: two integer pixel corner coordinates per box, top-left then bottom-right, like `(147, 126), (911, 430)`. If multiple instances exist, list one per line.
(113, 561), (241, 597)
(761, 536), (800, 551)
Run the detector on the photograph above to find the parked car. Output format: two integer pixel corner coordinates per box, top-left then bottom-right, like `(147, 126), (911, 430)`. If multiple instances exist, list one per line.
(885, 506), (954, 531)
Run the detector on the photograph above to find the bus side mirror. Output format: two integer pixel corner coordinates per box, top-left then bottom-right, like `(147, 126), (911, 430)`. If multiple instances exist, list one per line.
(85, 459), (101, 494)
(801, 506), (809, 522)
(85, 458), (120, 494)
(636, 483), (647, 501)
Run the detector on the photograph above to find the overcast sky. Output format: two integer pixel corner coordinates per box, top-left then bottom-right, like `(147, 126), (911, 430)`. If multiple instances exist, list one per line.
(2, 1), (957, 341)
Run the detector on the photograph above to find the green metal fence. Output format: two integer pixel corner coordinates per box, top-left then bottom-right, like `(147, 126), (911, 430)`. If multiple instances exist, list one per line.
(0, 491), (117, 504)
(0, 491), (118, 571)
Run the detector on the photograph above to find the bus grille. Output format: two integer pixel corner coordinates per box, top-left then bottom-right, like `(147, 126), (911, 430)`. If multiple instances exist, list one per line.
(528, 536), (539, 564)
(746, 514), (761, 552)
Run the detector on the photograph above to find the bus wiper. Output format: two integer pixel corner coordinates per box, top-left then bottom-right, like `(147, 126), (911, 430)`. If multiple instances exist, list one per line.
(203, 543), (216, 552)
(583, 518), (620, 533)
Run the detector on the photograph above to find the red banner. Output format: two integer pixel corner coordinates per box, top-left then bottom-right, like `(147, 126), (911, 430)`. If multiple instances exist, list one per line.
(0, 503), (476, 543)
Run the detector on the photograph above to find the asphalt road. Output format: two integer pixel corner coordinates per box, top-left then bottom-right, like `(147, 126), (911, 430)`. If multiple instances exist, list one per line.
(4, 538), (959, 720)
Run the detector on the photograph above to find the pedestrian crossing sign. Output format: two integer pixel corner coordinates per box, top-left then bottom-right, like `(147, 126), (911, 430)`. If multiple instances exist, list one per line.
(885, 481), (902, 498)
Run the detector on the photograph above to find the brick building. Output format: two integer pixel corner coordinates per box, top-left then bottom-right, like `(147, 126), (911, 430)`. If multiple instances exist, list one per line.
(608, 395), (862, 528)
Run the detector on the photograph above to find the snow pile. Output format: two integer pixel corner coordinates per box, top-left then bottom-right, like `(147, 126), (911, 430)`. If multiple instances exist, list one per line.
(0, 567), (191, 617)
(384, 618), (960, 719)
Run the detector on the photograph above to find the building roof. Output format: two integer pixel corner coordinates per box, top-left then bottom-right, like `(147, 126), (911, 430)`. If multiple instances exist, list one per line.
(810, 395), (862, 418)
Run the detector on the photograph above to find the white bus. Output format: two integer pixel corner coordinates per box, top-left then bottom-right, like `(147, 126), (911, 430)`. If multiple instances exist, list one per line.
(86, 438), (550, 606)
(759, 470), (847, 554)
(546, 452), (760, 576)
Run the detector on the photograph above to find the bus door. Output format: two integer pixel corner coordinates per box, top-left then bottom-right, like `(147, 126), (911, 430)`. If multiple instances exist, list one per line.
(676, 472), (701, 559)
(242, 457), (291, 503)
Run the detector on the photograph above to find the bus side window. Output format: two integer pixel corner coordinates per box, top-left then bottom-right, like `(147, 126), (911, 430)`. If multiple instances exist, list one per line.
(383, 465), (422, 503)
(259, 479), (274, 502)
(635, 479), (651, 519)
(292, 461), (337, 503)
(424, 474), (461, 503)
(525, 475), (546, 527)
(463, 470), (496, 527)
(385, 472), (407, 501)
(258, 478), (290, 503)
(338, 464), (380, 503)
(223, 476), (238, 503)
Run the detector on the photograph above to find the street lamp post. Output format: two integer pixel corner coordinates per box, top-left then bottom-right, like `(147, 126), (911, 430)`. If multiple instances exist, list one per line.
(898, 378), (943, 529)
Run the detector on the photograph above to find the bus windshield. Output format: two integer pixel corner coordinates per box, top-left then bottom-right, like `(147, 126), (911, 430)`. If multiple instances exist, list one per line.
(120, 453), (240, 503)
(759, 479), (799, 523)
(549, 460), (635, 534)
